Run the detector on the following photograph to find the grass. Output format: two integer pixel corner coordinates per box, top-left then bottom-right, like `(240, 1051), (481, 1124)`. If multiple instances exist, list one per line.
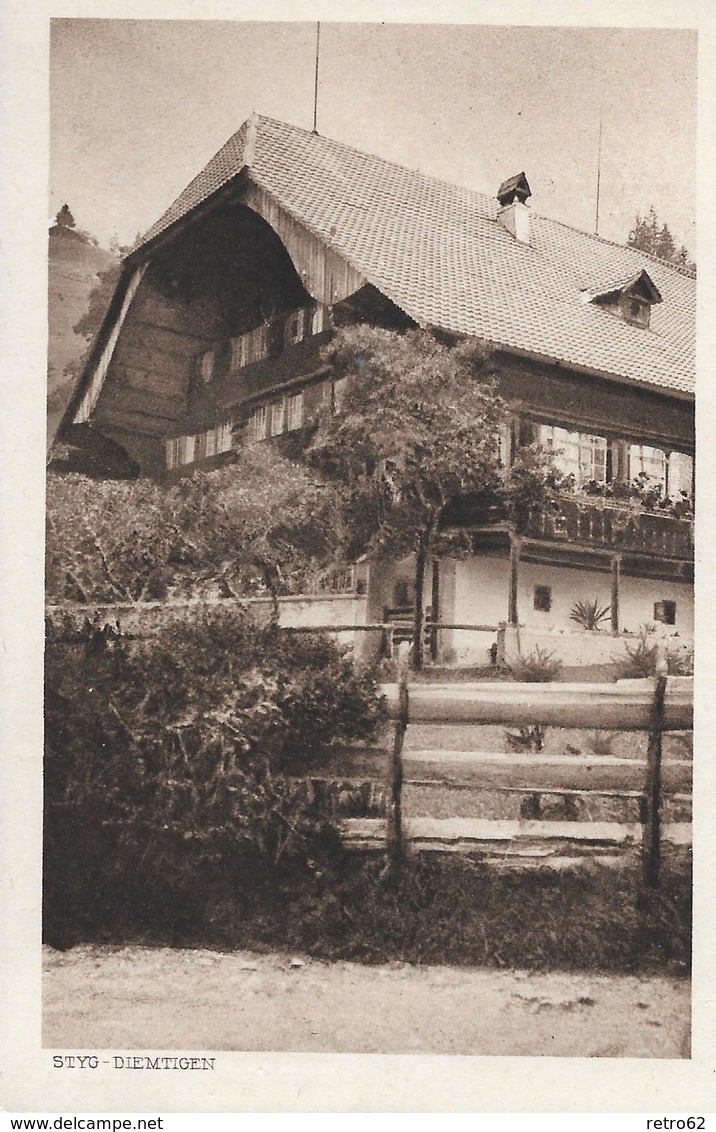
(218, 853), (692, 974)
(48, 848), (691, 977)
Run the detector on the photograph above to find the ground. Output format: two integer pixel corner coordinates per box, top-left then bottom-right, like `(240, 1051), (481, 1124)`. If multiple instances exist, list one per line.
(43, 945), (690, 1057)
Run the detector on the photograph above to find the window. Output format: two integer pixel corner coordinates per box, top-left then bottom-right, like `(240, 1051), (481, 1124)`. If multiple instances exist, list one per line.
(588, 270), (661, 329)
(199, 350), (214, 383)
(286, 392), (304, 431)
(202, 421), (233, 457)
(393, 580), (411, 607)
(285, 309), (308, 346)
(654, 600), (676, 626)
(625, 296), (650, 328)
(630, 444), (667, 490)
(534, 585), (552, 612)
(215, 421), (233, 453)
(668, 452), (693, 499)
(311, 305), (327, 335)
(166, 437), (182, 470)
(194, 431), (207, 461)
(285, 305), (326, 346)
(270, 399), (285, 436)
(539, 425), (607, 484)
(248, 405), (268, 441)
(230, 324), (269, 371)
(179, 435), (195, 465)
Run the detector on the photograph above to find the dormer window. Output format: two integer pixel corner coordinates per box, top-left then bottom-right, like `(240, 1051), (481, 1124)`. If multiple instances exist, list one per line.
(583, 268), (662, 329)
(625, 295), (650, 327)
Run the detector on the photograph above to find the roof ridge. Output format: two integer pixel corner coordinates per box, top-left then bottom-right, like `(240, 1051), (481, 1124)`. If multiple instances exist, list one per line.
(255, 114), (696, 274)
(536, 210), (696, 279)
(252, 112), (498, 214)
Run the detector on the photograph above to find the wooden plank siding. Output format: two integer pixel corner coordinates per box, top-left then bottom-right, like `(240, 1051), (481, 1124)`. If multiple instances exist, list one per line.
(244, 183), (366, 306)
(107, 362), (190, 402)
(496, 354), (694, 453)
(74, 264), (147, 424)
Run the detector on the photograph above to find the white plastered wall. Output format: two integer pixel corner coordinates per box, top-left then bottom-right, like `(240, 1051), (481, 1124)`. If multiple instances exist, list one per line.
(450, 554), (693, 665)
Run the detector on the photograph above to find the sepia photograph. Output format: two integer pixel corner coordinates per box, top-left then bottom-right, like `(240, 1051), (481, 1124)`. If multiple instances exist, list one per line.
(42, 16), (697, 1060)
(5, 1), (715, 1115)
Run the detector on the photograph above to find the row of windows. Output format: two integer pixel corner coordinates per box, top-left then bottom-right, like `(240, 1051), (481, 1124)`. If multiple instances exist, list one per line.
(536, 424), (693, 497)
(247, 391), (305, 441)
(165, 421), (233, 469)
(197, 306), (328, 385)
(165, 374), (349, 470)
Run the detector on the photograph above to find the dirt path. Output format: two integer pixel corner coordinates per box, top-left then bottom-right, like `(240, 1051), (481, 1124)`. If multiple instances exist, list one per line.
(43, 945), (690, 1057)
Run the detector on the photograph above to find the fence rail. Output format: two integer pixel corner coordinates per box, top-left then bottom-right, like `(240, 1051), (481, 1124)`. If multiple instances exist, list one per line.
(374, 643), (692, 887)
(379, 677), (693, 731)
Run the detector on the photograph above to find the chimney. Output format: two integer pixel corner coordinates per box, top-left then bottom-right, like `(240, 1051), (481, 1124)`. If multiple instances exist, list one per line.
(496, 172), (532, 244)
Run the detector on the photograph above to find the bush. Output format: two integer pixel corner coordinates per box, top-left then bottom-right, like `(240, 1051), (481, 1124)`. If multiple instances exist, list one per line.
(508, 646), (562, 682)
(43, 610), (385, 943)
(612, 628), (694, 679)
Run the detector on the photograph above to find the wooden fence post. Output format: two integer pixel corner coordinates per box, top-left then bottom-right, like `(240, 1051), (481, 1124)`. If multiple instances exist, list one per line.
(642, 646), (668, 888)
(385, 640), (409, 874)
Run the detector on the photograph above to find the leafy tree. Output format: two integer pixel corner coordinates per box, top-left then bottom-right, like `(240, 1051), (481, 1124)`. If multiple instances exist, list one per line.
(307, 328), (508, 669)
(627, 206), (694, 269)
(309, 327), (567, 669)
(55, 204), (76, 229)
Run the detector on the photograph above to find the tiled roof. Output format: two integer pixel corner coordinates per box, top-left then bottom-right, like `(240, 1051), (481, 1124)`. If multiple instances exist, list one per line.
(136, 114), (695, 397)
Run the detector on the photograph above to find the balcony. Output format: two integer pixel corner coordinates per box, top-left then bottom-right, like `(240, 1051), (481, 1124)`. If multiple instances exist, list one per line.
(524, 495), (694, 560)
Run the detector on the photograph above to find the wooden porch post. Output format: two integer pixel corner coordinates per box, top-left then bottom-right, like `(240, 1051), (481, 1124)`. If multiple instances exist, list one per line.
(611, 554), (621, 636)
(508, 535), (521, 626)
(430, 559), (440, 663)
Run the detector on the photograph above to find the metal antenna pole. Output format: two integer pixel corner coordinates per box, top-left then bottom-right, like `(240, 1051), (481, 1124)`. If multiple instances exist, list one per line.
(312, 22), (321, 134)
(595, 100), (604, 236)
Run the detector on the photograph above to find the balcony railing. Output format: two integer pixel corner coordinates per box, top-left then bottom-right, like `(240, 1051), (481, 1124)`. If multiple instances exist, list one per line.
(524, 496), (694, 560)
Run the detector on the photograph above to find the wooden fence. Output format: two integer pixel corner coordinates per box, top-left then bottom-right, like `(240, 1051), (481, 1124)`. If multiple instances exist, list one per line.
(357, 644), (693, 886)
(281, 620), (499, 660)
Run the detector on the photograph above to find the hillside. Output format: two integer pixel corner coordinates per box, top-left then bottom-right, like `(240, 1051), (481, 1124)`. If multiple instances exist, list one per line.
(47, 219), (117, 449)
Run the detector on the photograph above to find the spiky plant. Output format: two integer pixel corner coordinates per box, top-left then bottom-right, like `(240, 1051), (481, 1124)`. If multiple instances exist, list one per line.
(569, 598), (611, 631)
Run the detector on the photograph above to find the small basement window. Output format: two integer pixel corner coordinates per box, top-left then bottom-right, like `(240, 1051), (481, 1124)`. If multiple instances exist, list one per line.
(534, 585), (552, 612)
(654, 600), (676, 626)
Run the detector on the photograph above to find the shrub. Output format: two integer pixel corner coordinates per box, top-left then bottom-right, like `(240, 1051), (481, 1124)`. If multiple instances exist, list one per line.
(504, 724), (545, 752)
(508, 646), (562, 683)
(612, 628), (694, 679)
(43, 610), (385, 943)
(585, 730), (619, 758)
(569, 598), (611, 631)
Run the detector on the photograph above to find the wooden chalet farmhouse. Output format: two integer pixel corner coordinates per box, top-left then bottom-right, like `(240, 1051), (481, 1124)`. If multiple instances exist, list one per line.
(59, 114), (695, 666)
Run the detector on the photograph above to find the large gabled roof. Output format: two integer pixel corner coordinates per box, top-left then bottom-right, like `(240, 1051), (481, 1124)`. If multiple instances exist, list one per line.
(134, 113), (695, 398)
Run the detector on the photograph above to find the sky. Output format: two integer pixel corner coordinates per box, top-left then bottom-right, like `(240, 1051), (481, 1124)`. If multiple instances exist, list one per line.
(50, 20), (697, 254)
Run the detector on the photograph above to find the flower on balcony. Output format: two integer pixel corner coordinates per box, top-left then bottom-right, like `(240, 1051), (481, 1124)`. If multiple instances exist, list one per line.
(572, 474), (693, 518)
